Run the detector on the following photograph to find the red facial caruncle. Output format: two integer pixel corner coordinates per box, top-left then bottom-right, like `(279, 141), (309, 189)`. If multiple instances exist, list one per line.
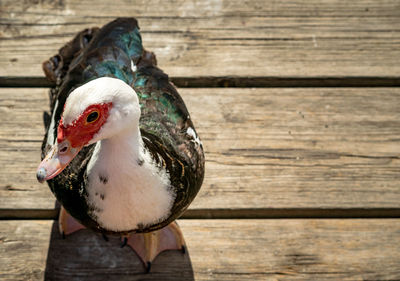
(36, 102), (112, 183)
(58, 102), (112, 148)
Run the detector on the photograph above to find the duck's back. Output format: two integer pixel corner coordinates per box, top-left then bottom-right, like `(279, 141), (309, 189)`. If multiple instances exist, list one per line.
(41, 18), (204, 233)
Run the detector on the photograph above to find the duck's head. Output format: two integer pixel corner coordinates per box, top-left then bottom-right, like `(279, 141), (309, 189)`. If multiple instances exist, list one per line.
(36, 77), (140, 183)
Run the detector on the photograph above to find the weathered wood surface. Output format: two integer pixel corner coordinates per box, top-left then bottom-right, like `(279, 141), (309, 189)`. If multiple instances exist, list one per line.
(1, 0), (400, 78)
(1, 1), (399, 280)
(1, 219), (400, 280)
(1, 88), (399, 214)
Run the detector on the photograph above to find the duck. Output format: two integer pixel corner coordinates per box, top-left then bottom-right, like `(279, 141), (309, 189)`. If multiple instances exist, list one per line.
(36, 17), (205, 272)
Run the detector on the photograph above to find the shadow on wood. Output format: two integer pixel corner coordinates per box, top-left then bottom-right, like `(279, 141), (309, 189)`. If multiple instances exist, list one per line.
(44, 221), (195, 280)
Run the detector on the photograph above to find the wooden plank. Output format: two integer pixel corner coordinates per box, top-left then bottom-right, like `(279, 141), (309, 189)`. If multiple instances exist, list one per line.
(0, 87), (399, 215)
(1, 0), (400, 78)
(0, 219), (399, 280)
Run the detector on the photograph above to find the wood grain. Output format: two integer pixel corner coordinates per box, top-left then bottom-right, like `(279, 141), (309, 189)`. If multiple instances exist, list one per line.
(1, 0), (400, 78)
(0, 88), (399, 215)
(1, 219), (400, 280)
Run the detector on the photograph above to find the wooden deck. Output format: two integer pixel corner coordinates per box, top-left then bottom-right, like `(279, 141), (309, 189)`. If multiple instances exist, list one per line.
(1, 0), (399, 280)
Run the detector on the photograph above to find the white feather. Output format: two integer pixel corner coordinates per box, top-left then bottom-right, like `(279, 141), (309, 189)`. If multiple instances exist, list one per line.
(86, 129), (174, 231)
(63, 77), (139, 128)
(187, 127), (202, 146)
(46, 99), (59, 146)
(131, 60), (137, 72)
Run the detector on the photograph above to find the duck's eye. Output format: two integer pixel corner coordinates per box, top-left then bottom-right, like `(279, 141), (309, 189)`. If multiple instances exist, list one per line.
(86, 111), (99, 123)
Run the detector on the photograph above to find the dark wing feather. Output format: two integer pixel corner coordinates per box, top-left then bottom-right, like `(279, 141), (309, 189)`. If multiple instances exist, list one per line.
(135, 54), (205, 230)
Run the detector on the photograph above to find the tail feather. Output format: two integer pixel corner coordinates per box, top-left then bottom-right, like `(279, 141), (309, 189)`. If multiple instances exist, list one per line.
(42, 27), (100, 105)
(42, 27), (100, 84)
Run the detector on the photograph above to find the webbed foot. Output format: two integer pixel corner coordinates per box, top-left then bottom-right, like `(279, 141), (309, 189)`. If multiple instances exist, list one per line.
(58, 206), (86, 237)
(122, 221), (186, 273)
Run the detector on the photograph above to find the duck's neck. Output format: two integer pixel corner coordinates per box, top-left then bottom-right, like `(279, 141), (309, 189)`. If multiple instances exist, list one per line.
(85, 125), (175, 232)
(101, 126), (142, 168)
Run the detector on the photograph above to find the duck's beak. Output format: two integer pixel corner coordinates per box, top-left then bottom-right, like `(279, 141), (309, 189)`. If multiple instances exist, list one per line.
(36, 140), (83, 183)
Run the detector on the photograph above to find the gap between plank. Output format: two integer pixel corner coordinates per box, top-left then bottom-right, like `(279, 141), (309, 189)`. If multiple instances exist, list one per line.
(1, 208), (400, 220)
(1, 76), (400, 88)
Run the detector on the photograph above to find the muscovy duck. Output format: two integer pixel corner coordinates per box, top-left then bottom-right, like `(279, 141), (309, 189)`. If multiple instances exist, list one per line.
(36, 18), (204, 272)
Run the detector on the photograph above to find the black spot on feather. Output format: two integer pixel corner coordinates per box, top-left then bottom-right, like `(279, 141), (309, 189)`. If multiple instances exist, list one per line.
(99, 175), (108, 184)
(137, 158), (144, 166)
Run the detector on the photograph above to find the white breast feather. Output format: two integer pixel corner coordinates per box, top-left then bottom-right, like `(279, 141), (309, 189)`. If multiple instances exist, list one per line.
(85, 133), (175, 232)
